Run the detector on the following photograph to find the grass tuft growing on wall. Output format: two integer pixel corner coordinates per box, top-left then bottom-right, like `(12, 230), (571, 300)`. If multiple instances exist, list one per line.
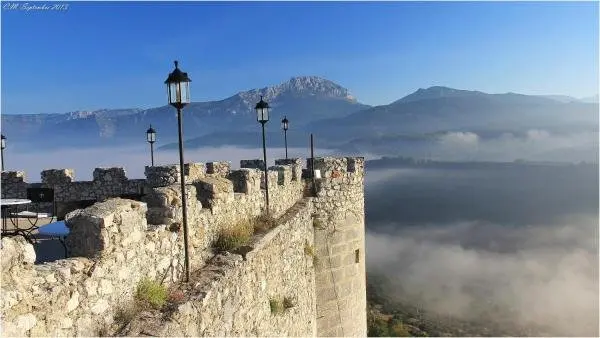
(270, 298), (285, 315)
(214, 220), (254, 252)
(136, 278), (168, 309)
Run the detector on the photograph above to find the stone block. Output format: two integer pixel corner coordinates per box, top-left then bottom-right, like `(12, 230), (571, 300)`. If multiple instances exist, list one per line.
(206, 161), (231, 177)
(308, 157), (348, 178)
(346, 157), (365, 174)
(145, 165), (181, 187)
(64, 199), (147, 258)
(1, 170), (26, 183)
(93, 167), (127, 182)
(262, 170), (279, 191)
(184, 162), (206, 182)
(194, 176), (234, 209)
(228, 169), (261, 194)
(41, 169), (74, 185)
(240, 159), (265, 170)
(270, 165), (292, 186)
(1, 236), (36, 273)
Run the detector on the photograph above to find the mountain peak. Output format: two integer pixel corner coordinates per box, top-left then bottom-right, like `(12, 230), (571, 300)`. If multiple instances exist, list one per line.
(237, 76), (356, 105)
(397, 86), (485, 104)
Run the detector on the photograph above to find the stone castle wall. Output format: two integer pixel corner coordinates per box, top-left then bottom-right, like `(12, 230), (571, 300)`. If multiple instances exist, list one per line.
(121, 200), (316, 337)
(311, 157), (367, 337)
(0, 156), (366, 337)
(1, 199), (183, 336)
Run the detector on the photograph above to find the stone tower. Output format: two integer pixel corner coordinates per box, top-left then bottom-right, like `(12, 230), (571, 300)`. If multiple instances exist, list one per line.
(310, 157), (367, 336)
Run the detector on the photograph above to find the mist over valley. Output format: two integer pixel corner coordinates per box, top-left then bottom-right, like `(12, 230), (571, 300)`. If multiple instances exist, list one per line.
(364, 160), (598, 336)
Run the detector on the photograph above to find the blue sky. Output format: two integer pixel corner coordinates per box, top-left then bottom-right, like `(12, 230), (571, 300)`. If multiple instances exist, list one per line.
(1, 1), (598, 114)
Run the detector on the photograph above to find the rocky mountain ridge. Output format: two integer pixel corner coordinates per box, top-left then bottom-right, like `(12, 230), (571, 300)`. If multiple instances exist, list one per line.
(1, 76), (368, 149)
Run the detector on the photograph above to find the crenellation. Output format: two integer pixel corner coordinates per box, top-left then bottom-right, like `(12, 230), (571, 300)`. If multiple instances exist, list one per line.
(1, 171), (28, 199)
(346, 157), (365, 174)
(145, 165), (181, 188)
(206, 161), (231, 177)
(270, 165), (292, 186)
(193, 176), (235, 212)
(41, 169), (74, 185)
(0, 156), (366, 337)
(92, 167), (127, 183)
(275, 158), (303, 181)
(240, 159), (265, 170)
(228, 168), (262, 194)
(263, 169), (279, 191)
(184, 162), (206, 182)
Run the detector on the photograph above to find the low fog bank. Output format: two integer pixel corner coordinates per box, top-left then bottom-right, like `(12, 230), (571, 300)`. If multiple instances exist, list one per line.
(364, 165), (598, 336)
(354, 129), (598, 164)
(435, 130), (598, 163)
(5, 145), (335, 182)
(366, 216), (599, 336)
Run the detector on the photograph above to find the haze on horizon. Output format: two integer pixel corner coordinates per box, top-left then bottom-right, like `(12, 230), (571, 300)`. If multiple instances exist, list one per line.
(1, 1), (598, 115)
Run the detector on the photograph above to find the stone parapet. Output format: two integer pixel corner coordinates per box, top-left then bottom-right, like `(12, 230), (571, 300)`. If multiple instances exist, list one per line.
(206, 161), (231, 177)
(41, 169), (74, 185)
(184, 163), (206, 182)
(1, 171), (27, 199)
(0, 199), (183, 337)
(92, 167), (127, 183)
(240, 159), (265, 170)
(145, 165), (181, 188)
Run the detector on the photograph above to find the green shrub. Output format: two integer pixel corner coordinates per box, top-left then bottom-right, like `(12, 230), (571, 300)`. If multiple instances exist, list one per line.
(368, 311), (390, 337)
(214, 220), (254, 252)
(270, 298), (284, 315)
(390, 319), (411, 337)
(135, 278), (168, 309)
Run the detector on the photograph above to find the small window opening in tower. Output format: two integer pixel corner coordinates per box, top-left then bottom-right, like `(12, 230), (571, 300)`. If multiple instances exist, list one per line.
(355, 249), (360, 263)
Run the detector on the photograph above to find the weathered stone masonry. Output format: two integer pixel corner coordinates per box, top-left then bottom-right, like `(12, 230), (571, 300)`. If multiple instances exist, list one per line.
(0, 156), (366, 337)
(311, 157), (367, 337)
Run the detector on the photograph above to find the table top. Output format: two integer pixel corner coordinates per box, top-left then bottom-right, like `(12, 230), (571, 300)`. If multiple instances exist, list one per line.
(38, 221), (69, 236)
(0, 199), (32, 206)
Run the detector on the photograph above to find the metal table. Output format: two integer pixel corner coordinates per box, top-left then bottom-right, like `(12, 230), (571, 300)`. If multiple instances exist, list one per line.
(1, 198), (33, 241)
(37, 221), (70, 257)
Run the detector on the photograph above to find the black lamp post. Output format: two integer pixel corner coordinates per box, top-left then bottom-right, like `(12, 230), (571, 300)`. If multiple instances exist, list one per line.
(146, 125), (156, 166)
(281, 116), (289, 159)
(1, 134), (5, 171)
(255, 96), (270, 212)
(164, 60), (192, 282)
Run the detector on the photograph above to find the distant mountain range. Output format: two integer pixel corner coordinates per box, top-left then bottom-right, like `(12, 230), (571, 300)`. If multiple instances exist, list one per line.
(1, 77), (597, 162)
(1, 76), (368, 149)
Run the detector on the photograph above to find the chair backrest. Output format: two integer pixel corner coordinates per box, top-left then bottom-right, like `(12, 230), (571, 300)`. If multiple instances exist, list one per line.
(27, 187), (55, 203)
